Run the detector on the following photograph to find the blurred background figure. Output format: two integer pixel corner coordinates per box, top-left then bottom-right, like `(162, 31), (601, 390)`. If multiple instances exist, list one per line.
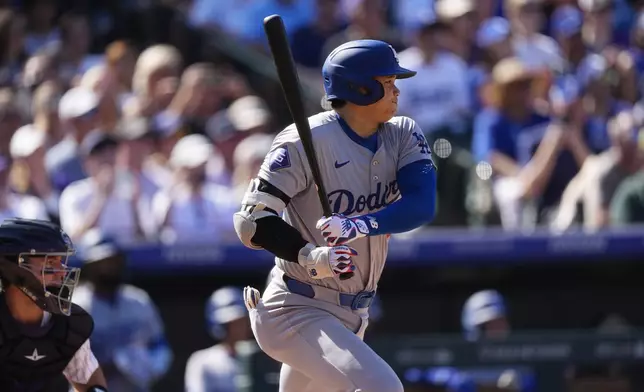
(46, 86), (101, 192)
(184, 286), (256, 392)
(0, 8), (26, 88)
(554, 110), (644, 230)
(152, 134), (237, 245)
(230, 133), (274, 201)
(462, 289), (511, 342)
(505, 0), (564, 72)
(8, 123), (54, 221)
(207, 94), (274, 177)
(0, 153), (47, 221)
(59, 130), (147, 243)
(73, 233), (173, 392)
(322, 0), (404, 60)
(130, 44), (183, 118)
(435, 0), (477, 62)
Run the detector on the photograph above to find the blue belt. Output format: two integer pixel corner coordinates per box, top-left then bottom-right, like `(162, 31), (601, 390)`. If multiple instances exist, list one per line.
(283, 276), (375, 310)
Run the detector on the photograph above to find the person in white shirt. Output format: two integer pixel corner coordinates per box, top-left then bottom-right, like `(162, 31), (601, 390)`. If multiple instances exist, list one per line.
(396, 16), (471, 137)
(0, 154), (49, 222)
(505, 0), (565, 72)
(184, 286), (256, 392)
(152, 134), (238, 244)
(0, 218), (108, 391)
(59, 130), (146, 244)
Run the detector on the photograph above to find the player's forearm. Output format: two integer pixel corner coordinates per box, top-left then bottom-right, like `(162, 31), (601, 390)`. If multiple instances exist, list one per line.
(251, 215), (309, 262)
(358, 160), (436, 235)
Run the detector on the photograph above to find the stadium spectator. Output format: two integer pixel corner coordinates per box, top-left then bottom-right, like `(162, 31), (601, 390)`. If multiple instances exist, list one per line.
(170, 63), (224, 135)
(45, 86), (100, 192)
(57, 11), (104, 87)
(553, 111), (643, 230)
(0, 152), (48, 221)
(22, 0), (57, 57)
(112, 117), (160, 239)
(291, 0), (347, 69)
(208, 94), (273, 176)
(505, 0), (565, 72)
(396, 16), (471, 138)
(104, 40), (139, 110)
(0, 8), (26, 87)
(435, 0), (477, 61)
(552, 5), (588, 76)
(59, 130), (145, 243)
(609, 142), (644, 223)
(9, 122), (58, 220)
(0, 88), (25, 157)
(151, 134), (237, 244)
(130, 44), (183, 118)
(579, 0), (616, 51)
(230, 133), (275, 201)
(322, 0), (405, 61)
(21, 48), (60, 94)
(73, 233), (173, 392)
(473, 58), (568, 229)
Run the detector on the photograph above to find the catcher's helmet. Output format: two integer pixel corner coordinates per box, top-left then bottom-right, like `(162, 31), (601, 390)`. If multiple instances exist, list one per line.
(205, 286), (247, 340)
(0, 218), (79, 315)
(461, 289), (506, 341)
(322, 39), (416, 106)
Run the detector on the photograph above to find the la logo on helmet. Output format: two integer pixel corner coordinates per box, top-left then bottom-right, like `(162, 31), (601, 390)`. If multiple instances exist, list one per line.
(389, 45), (399, 64)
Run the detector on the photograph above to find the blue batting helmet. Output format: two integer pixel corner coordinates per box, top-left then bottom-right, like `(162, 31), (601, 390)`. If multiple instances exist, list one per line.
(322, 39), (416, 106)
(205, 286), (247, 340)
(461, 289), (507, 341)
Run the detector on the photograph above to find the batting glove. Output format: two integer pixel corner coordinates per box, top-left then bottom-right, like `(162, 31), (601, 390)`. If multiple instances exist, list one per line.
(298, 243), (357, 280)
(316, 214), (372, 246)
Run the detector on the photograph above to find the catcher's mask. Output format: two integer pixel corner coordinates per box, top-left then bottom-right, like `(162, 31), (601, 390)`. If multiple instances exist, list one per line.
(0, 218), (79, 316)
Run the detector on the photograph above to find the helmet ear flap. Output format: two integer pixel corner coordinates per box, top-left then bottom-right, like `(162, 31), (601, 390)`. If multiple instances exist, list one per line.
(331, 73), (385, 106)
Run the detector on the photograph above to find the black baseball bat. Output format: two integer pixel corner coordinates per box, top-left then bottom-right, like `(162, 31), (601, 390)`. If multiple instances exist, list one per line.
(263, 14), (354, 280)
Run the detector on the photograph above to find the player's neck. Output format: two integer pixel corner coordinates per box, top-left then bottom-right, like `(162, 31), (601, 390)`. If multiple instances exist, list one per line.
(336, 110), (379, 138)
(5, 285), (45, 325)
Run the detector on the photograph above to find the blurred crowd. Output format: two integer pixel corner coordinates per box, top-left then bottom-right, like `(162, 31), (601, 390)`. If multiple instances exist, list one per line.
(2, 0), (644, 256)
(189, 0), (644, 232)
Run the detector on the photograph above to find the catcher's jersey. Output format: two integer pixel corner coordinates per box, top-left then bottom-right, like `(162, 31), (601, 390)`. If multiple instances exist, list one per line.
(253, 111), (431, 293)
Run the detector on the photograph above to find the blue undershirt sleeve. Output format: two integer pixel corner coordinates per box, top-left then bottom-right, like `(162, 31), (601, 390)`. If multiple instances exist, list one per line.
(356, 159), (436, 235)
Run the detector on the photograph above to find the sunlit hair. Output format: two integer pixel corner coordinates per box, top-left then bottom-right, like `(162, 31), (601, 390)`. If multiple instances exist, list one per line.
(132, 44), (183, 98)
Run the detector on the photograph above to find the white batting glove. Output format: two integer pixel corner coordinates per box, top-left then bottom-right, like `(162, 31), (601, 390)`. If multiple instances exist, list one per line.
(316, 214), (372, 246)
(298, 243), (357, 279)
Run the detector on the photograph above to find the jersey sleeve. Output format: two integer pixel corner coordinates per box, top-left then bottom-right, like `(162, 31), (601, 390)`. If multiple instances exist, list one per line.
(255, 131), (309, 199)
(396, 117), (434, 170)
(63, 339), (99, 385)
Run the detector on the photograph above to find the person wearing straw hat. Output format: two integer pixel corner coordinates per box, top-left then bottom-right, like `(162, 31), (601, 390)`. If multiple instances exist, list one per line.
(473, 57), (575, 229)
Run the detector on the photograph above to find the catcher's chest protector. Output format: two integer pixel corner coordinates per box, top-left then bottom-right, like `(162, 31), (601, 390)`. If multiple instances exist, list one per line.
(0, 294), (94, 391)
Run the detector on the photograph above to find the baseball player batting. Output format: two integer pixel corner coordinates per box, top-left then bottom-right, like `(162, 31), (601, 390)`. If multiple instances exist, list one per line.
(234, 39), (437, 392)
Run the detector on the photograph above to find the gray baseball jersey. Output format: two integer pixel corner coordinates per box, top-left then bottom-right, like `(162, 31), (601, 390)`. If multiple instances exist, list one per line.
(246, 111), (432, 293)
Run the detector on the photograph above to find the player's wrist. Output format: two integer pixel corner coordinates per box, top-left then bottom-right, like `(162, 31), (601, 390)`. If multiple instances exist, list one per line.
(353, 216), (378, 236)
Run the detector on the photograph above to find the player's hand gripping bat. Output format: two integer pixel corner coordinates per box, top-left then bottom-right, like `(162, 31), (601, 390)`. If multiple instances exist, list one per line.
(263, 14), (355, 280)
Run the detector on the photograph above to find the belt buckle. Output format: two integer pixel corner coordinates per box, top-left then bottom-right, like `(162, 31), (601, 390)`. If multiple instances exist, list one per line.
(351, 291), (374, 310)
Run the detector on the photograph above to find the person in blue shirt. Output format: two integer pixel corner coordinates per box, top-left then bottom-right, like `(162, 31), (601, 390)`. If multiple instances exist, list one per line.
(473, 57), (590, 228)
